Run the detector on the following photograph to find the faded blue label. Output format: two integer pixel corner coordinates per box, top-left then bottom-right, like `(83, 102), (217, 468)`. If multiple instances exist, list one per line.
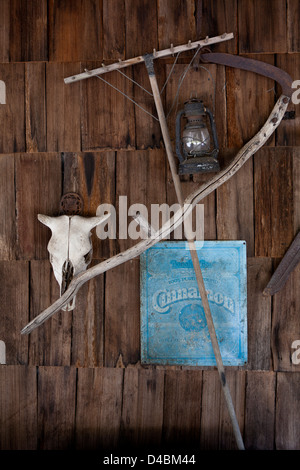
(140, 241), (247, 366)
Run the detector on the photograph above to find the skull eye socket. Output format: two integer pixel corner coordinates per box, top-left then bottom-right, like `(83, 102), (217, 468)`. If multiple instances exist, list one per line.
(84, 250), (92, 266)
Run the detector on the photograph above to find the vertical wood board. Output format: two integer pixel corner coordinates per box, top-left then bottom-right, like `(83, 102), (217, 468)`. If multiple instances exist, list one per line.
(15, 153), (62, 260)
(0, 261), (29, 365)
(244, 371), (276, 450)
(0, 366), (37, 450)
(75, 367), (123, 449)
(0, 154), (16, 260)
(37, 366), (76, 450)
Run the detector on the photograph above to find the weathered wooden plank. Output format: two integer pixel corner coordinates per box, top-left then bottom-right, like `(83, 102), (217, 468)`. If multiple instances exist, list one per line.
(15, 153), (62, 260)
(71, 264), (105, 367)
(216, 150), (254, 256)
(116, 149), (167, 251)
(294, 148), (300, 234)
(272, 263), (300, 372)
(276, 372), (300, 450)
(48, 0), (102, 62)
(276, 54), (300, 147)
(121, 368), (165, 447)
(25, 62), (46, 153)
(200, 370), (245, 450)
(244, 371), (276, 450)
(0, 261), (29, 365)
(103, 0), (125, 60)
(0, 0), (10, 62)
(133, 62), (164, 149)
(37, 366), (76, 450)
(104, 259), (140, 367)
(247, 257), (273, 370)
(125, 0), (158, 58)
(0, 63), (25, 153)
(81, 61), (136, 151)
(158, 0), (196, 51)
(162, 370), (202, 447)
(75, 368), (123, 449)
(0, 154), (16, 260)
(287, 0), (300, 52)
(46, 62), (81, 152)
(28, 260), (72, 366)
(264, 231), (300, 296)
(167, 169), (217, 241)
(0, 0), (47, 62)
(0, 365), (37, 450)
(238, 0), (287, 54)
(63, 151), (116, 259)
(254, 147), (294, 258)
(195, 0), (237, 54)
(226, 54), (276, 148)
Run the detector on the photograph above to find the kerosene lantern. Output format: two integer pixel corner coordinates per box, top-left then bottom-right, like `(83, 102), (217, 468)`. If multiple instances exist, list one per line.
(175, 98), (220, 174)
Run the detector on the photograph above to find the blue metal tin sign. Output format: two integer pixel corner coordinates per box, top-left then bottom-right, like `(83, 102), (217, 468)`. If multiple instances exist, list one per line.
(140, 241), (247, 366)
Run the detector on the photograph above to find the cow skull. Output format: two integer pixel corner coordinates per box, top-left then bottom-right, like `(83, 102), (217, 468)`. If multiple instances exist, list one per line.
(38, 213), (110, 311)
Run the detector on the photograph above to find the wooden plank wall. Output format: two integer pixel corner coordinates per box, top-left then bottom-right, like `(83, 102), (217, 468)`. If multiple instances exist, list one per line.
(0, 0), (299, 452)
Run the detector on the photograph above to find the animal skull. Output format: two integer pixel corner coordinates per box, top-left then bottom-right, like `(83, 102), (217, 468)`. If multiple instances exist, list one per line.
(38, 213), (110, 310)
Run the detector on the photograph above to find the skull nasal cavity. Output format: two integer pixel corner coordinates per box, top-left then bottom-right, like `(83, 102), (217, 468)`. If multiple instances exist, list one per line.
(62, 260), (74, 294)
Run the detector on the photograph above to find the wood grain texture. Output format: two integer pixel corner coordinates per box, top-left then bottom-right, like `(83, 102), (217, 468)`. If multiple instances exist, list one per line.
(0, 0), (47, 62)
(287, 0), (300, 52)
(0, 366), (37, 449)
(38, 366), (76, 450)
(125, 0), (158, 58)
(238, 0), (287, 54)
(121, 368), (165, 447)
(276, 372), (300, 450)
(158, 0), (196, 50)
(15, 153), (62, 260)
(0, 63), (25, 153)
(104, 259), (140, 367)
(226, 54), (276, 148)
(46, 62), (81, 152)
(103, 0), (125, 60)
(195, 0), (237, 54)
(63, 151), (116, 259)
(272, 263), (300, 372)
(216, 150), (254, 256)
(81, 61), (135, 151)
(48, 0), (102, 62)
(116, 149), (167, 251)
(254, 147), (294, 258)
(0, 261), (29, 365)
(200, 370), (245, 450)
(244, 371), (276, 450)
(162, 370), (202, 447)
(28, 260), (72, 366)
(247, 257), (273, 370)
(0, 154), (16, 260)
(71, 265), (105, 367)
(133, 62), (164, 149)
(276, 54), (300, 147)
(25, 62), (46, 153)
(75, 367), (123, 449)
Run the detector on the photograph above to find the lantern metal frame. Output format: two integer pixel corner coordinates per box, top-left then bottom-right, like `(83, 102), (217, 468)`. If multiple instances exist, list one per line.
(175, 98), (220, 174)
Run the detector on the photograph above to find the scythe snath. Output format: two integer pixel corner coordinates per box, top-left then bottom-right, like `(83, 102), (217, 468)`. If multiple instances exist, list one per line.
(21, 33), (293, 450)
